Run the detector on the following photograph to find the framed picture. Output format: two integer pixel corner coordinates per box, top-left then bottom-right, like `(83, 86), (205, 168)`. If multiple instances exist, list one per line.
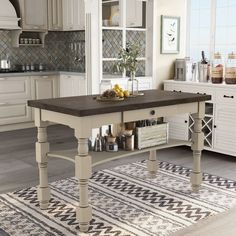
(161, 15), (180, 54)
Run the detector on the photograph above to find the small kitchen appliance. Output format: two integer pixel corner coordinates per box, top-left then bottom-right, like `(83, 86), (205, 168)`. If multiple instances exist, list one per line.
(174, 58), (193, 81)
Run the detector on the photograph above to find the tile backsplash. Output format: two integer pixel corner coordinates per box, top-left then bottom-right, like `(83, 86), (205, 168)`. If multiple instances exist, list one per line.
(0, 30), (85, 72)
(0, 29), (145, 74)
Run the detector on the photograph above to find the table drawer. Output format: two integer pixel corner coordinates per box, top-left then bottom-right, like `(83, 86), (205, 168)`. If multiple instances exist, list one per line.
(0, 77), (31, 99)
(0, 100), (32, 125)
(216, 89), (236, 104)
(123, 103), (198, 122)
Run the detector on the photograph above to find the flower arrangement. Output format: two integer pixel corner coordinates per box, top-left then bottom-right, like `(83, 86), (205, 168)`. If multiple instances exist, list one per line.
(114, 43), (140, 76)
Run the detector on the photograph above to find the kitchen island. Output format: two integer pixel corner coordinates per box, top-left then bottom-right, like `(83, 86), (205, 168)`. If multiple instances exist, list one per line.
(28, 89), (211, 232)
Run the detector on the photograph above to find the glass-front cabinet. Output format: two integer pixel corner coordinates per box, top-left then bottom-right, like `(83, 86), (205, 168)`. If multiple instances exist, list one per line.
(101, 0), (149, 80)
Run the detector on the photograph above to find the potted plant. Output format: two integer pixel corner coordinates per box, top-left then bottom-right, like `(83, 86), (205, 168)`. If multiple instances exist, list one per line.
(114, 43), (140, 96)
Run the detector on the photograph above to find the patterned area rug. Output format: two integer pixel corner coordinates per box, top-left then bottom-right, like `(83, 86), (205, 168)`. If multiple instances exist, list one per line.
(1, 160), (236, 236)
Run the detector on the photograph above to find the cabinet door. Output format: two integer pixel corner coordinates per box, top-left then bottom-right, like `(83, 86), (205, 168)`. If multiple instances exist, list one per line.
(60, 75), (86, 97)
(73, 0), (85, 30)
(62, 0), (74, 30)
(20, 0), (48, 30)
(48, 0), (63, 31)
(126, 0), (143, 27)
(0, 99), (32, 125)
(32, 76), (59, 99)
(0, 77), (31, 100)
(164, 114), (189, 141)
(214, 105), (236, 156)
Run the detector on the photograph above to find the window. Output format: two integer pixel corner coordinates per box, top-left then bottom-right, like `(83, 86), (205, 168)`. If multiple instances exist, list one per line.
(188, 0), (236, 62)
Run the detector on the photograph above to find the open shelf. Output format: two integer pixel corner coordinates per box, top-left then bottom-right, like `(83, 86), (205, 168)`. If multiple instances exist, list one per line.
(47, 139), (190, 167)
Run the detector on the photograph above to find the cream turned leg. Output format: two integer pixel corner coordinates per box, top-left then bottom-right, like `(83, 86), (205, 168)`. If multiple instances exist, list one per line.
(191, 102), (205, 193)
(75, 134), (92, 233)
(36, 125), (50, 210)
(147, 150), (159, 177)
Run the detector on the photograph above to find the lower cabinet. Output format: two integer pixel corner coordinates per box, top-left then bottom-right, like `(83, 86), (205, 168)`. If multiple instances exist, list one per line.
(214, 105), (236, 156)
(0, 76), (32, 125)
(0, 75), (59, 128)
(164, 80), (236, 157)
(0, 99), (32, 125)
(31, 75), (59, 99)
(59, 74), (87, 97)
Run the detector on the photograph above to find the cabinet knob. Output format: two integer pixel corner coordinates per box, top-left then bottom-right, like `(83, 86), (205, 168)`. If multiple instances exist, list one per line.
(150, 110), (155, 115)
(214, 125), (217, 128)
(184, 120), (188, 123)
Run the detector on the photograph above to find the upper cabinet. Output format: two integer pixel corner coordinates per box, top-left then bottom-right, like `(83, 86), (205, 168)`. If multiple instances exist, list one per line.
(47, 0), (63, 30)
(48, 0), (85, 31)
(126, 0), (143, 28)
(19, 0), (48, 31)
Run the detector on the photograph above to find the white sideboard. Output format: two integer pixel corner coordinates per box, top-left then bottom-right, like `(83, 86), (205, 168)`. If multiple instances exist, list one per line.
(164, 80), (236, 157)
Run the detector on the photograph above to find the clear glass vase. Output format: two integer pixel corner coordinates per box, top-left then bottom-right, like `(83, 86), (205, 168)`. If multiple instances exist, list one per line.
(127, 72), (138, 96)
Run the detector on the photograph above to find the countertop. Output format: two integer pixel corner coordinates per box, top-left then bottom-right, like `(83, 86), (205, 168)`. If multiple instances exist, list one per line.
(0, 71), (86, 77)
(28, 89), (211, 117)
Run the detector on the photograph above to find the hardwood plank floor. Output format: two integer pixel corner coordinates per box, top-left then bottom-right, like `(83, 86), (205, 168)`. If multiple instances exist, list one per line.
(0, 125), (236, 194)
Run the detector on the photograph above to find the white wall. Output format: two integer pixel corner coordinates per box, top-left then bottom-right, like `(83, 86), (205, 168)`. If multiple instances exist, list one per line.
(154, 0), (187, 89)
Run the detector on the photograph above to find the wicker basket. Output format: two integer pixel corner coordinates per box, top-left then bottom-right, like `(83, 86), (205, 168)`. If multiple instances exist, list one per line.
(136, 122), (168, 150)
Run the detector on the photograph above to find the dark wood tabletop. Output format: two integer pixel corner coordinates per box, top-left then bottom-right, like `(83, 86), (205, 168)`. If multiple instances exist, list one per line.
(28, 90), (211, 117)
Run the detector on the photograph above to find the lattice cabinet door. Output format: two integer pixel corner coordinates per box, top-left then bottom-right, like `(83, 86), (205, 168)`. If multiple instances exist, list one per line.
(188, 103), (214, 149)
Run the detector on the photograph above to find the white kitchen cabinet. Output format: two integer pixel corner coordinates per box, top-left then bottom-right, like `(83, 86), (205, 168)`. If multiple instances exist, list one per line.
(48, 0), (85, 31)
(126, 0), (143, 27)
(19, 0), (48, 31)
(164, 80), (236, 157)
(32, 75), (59, 99)
(165, 114), (189, 141)
(0, 76), (32, 125)
(72, 0), (85, 30)
(0, 76), (31, 100)
(0, 99), (32, 125)
(48, 0), (63, 30)
(60, 74), (87, 97)
(214, 105), (236, 156)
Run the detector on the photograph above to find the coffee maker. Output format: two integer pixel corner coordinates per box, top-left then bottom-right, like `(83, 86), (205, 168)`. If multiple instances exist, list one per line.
(174, 58), (193, 81)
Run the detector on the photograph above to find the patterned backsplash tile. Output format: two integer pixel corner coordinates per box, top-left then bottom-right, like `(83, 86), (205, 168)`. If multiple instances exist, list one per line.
(0, 29), (145, 74)
(0, 30), (85, 71)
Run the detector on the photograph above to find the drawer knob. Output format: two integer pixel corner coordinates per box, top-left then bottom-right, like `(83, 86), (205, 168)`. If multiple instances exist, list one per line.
(223, 95), (234, 99)
(150, 110), (155, 115)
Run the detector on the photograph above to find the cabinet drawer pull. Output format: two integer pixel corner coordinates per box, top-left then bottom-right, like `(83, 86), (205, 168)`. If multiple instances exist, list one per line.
(173, 90), (182, 93)
(150, 110), (155, 115)
(223, 95), (234, 99)
(197, 92), (206, 95)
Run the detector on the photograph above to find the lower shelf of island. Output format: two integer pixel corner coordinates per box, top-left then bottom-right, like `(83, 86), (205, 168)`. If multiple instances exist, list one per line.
(47, 139), (191, 167)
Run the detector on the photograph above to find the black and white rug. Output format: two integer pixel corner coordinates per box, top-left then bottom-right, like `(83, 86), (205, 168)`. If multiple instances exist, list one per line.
(1, 160), (236, 236)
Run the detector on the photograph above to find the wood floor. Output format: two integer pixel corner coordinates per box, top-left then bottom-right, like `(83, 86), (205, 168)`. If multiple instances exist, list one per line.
(1, 124), (236, 194)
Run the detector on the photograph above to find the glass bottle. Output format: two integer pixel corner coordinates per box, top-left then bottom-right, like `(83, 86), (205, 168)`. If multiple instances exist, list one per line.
(99, 80), (112, 94)
(127, 71), (138, 96)
(225, 52), (236, 84)
(211, 52), (223, 84)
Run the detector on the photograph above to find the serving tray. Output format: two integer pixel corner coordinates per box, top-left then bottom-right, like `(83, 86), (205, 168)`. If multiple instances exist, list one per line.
(96, 96), (124, 102)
